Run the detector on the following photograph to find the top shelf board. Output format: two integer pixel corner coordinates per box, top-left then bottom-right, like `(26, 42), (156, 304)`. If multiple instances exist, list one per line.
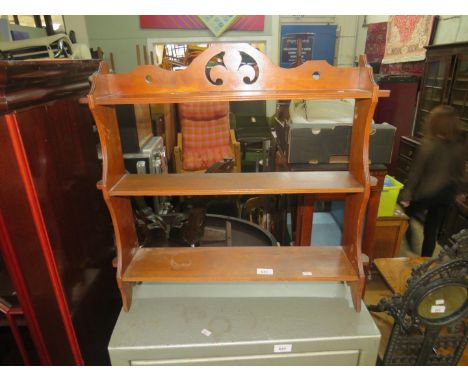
(88, 44), (388, 105)
(83, 89), (389, 105)
(93, 89), (376, 105)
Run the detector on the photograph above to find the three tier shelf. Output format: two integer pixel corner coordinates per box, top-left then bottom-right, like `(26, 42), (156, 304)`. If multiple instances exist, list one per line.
(87, 43), (389, 312)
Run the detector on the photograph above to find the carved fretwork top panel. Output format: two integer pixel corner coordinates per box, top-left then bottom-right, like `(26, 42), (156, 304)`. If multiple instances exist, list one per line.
(88, 43), (383, 105)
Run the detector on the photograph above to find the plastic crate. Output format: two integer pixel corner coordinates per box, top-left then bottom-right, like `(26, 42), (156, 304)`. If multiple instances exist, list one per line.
(377, 175), (404, 217)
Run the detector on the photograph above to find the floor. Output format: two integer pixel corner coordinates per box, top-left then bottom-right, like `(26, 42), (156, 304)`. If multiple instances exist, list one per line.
(364, 218), (468, 365)
(311, 212), (341, 245)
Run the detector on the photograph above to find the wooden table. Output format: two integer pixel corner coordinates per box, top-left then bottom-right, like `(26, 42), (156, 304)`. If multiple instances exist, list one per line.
(373, 257), (428, 294)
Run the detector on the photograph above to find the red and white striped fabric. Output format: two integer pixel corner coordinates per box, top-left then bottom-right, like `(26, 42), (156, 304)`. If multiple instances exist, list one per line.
(183, 145), (234, 171)
(179, 102), (233, 171)
(179, 102), (229, 121)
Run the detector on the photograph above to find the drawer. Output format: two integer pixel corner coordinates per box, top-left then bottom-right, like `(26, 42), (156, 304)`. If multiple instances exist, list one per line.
(131, 349), (360, 366)
(397, 157), (412, 174)
(395, 156), (412, 183)
(394, 169), (409, 184)
(399, 140), (419, 160)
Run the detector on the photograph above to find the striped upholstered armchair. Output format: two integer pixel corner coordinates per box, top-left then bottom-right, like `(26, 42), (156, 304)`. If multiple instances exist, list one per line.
(174, 101), (241, 173)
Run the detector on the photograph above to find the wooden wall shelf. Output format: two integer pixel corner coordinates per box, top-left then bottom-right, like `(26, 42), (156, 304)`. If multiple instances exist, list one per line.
(87, 43), (389, 313)
(109, 172), (364, 196)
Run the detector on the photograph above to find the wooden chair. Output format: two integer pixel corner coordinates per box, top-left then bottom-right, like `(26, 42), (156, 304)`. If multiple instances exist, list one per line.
(174, 101), (241, 173)
(241, 196), (279, 233)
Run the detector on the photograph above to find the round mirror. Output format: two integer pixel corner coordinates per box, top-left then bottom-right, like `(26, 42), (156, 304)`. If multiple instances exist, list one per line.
(417, 284), (468, 321)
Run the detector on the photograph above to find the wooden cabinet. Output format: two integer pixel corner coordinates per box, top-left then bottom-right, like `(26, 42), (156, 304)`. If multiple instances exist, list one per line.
(394, 135), (420, 184)
(372, 207), (409, 260)
(0, 61), (120, 365)
(414, 42), (468, 137)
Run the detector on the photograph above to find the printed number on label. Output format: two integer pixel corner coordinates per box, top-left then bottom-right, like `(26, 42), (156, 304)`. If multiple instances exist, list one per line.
(257, 268), (273, 275)
(274, 344), (292, 353)
(431, 305), (446, 314)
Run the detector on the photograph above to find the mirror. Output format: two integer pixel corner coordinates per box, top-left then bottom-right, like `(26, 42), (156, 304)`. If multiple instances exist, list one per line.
(417, 284), (468, 320)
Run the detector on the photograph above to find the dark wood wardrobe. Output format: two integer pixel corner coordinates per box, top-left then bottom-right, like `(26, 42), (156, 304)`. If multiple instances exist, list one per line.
(0, 60), (120, 365)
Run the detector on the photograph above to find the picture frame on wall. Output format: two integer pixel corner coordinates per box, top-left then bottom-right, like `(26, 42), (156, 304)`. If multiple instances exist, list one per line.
(281, 32), (315, 67)
(280, 24), (337, 67)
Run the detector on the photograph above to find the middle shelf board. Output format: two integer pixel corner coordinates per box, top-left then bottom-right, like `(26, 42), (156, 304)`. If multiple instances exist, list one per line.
(123, 245), (359, 283)
(109, 171), (364, 196)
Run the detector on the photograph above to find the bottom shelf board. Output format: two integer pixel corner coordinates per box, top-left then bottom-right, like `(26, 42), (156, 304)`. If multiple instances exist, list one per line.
(123, 246), (359, 283)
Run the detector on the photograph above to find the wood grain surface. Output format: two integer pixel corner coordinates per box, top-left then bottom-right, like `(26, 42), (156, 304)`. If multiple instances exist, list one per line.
(110, 171), (364, 196)
(124, 246), (359, 283)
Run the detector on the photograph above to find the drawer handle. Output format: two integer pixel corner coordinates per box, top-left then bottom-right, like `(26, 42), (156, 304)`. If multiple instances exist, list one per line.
(408, 150), (413, 156)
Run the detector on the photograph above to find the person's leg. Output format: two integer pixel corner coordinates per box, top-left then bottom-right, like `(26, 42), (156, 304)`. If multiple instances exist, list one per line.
(421, 203), (447, 257)
(404, 207), (415, 252)
(404, 200), (425, 252)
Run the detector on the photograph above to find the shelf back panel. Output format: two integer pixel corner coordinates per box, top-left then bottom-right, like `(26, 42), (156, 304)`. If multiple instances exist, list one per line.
(88, 43), (378, 105)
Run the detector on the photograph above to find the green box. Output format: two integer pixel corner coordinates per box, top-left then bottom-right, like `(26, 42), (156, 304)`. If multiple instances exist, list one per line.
(377, 175), (404, 217)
